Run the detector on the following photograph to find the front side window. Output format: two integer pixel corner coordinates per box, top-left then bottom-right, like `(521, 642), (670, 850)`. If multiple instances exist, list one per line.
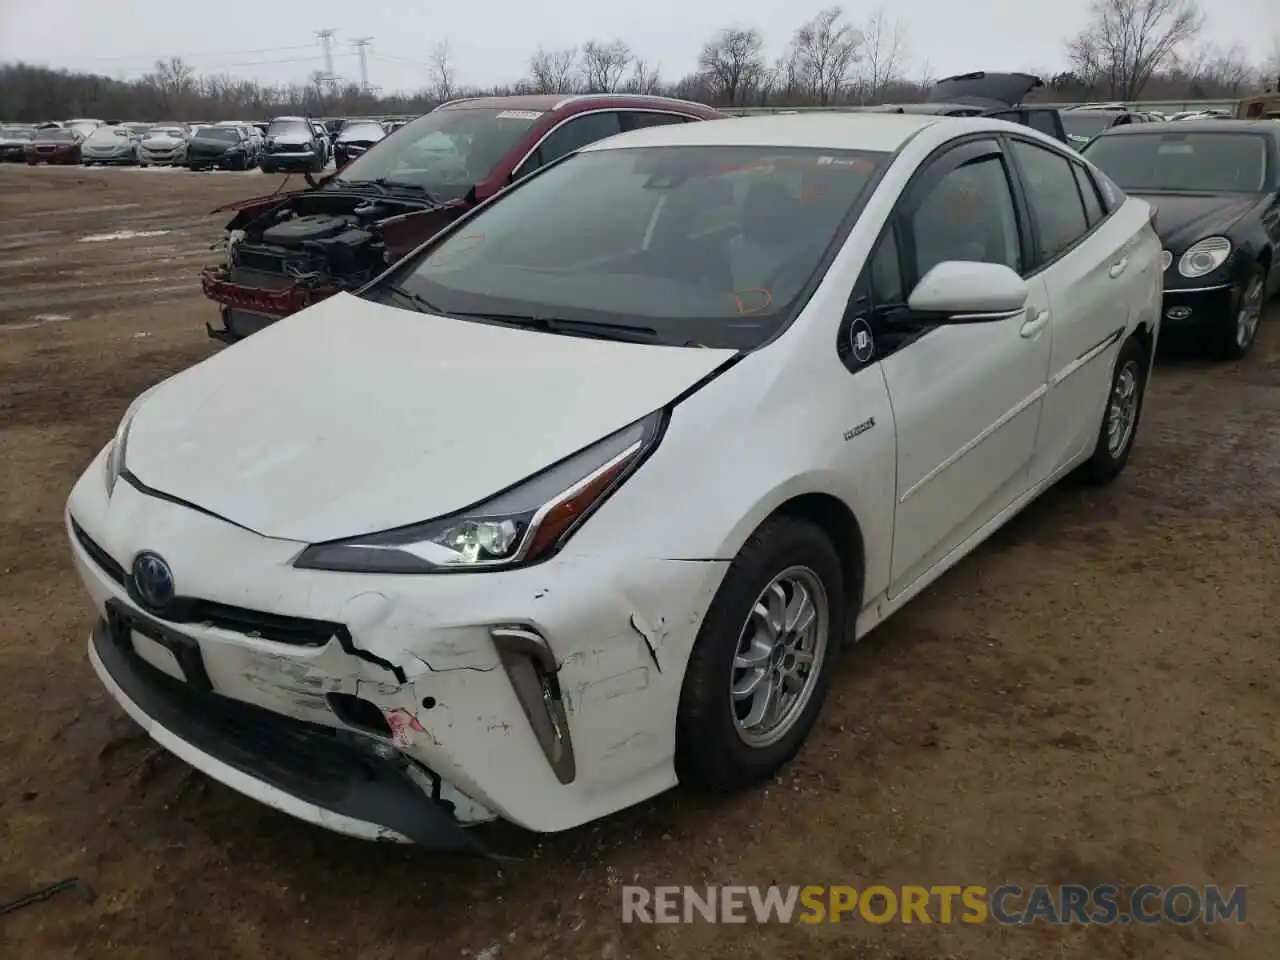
(1081, 132), (1270, 194)
(523, 112), (624, 174)
(386, 145), (888, 349)
(1009, 139), (1090, 262)
(908, 154), (1022, 278)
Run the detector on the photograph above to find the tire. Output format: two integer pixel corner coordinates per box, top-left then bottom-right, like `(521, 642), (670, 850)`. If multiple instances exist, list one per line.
(1213, 264), (1266, 361)
(260, 162), (275, 174)
(311, 154), (324, 173)
(676, 516), (846, 791)
(1080, 334), (1148, 485)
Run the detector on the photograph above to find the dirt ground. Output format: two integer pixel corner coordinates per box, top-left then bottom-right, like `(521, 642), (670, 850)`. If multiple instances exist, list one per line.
(0, 164), (1277, 960)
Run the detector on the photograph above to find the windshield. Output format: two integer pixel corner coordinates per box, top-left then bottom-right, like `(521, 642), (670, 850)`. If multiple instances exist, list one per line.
(1083, 132), (1269, 193)
(150, 127), (186, 138)
(338, 121), (385, 142)
(194, 128), (241, 142)
(385, 145), (887, 349)
(39, 129), (76, 142)
(86, 126), (129, 144)
(336, 107), (541, 198)
(268, 119), (311, 137)
(1061, 112), (1120, 140)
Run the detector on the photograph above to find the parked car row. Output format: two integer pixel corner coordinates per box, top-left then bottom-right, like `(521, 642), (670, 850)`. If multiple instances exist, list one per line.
(2, 116), (400, 170)
(69, 91), (1280, 855)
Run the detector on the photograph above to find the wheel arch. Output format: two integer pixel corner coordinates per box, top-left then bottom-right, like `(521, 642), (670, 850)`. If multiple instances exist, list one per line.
(764, 492), (867, 615)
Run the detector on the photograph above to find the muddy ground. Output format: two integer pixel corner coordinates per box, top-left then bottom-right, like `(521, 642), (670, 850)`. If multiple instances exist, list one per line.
(0, 164), (1277, 959)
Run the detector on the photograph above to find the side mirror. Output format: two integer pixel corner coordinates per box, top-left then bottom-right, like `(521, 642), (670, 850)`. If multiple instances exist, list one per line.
(906, 261), (1029, 322)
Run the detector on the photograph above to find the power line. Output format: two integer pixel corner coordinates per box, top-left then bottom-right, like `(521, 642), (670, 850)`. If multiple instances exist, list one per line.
(63, 44), (319, 64)
(315, 29), (338, 93)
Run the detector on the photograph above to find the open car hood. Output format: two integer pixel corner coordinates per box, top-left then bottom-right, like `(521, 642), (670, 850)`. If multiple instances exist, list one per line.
(124, 293), (737, 543)
(928, 72), (1043, 107)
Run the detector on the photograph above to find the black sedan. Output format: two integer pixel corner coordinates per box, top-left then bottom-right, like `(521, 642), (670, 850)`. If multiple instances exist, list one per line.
(186, 125), (256, 171)
(332, 119), (387, 169)
(1082, 120), (1280, 359)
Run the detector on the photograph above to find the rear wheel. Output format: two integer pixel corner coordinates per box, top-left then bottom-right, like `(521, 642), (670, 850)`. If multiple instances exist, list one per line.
(1214, 264), (1266, 361)
(1081, 334), (1148, 485)
(260, 162), (275, 174)
(676, 516), (846, 791)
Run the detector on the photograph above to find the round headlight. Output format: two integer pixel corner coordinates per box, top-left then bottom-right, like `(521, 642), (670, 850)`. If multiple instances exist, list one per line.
(1177, 237), (1231, 279)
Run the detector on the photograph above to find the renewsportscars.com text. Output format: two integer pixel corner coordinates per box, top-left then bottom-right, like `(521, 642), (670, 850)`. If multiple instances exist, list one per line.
(621, 884), (1247, 925)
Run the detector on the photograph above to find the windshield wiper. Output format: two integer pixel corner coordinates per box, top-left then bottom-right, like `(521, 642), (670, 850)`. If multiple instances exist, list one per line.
(372, 178), (441, 203)
(448, 311), (659, 343)
(385, 284), (445, 314)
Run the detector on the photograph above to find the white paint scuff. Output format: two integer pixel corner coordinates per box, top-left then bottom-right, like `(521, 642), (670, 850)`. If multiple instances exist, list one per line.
(77, 229), (171, 243)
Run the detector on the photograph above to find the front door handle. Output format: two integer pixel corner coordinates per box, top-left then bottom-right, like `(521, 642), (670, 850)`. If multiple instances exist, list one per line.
(1108, 258), (1129, 279)
(1020, 309), (1050, 339)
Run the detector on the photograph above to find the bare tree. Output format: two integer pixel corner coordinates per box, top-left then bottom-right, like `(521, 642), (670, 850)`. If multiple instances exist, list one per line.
(790, 7), (863, 105)
(428, 41), (458, 102)
(774, 47), (806, 103)
(580, 39), (632, 93)
(1066, 0), (1203, 100)
(698, 26), (767, 106)
(527, 46), (579, 94)
(625, 59), (663, 95)
(1264, 33), (1280, 88)
(1178, 42), (1253, 94)
(859, 6), (908, 103)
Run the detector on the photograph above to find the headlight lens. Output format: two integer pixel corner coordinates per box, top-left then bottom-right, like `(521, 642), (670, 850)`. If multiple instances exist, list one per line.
(293, 411), (665, 574)
(103, 387), (160, 495)
(1178, 237), (1231, 278)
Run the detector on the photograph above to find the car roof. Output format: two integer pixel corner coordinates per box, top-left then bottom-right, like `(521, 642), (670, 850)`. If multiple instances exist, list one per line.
(435, 93), (717, 115)
(582, 112), (945, 153)
(1095, 119), (1273, 136)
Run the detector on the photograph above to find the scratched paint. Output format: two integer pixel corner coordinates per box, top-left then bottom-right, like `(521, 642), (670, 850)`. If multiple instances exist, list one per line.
(385, 708), (427, 748)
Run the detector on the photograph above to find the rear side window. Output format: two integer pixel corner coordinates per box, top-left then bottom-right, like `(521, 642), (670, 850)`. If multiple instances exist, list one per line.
(1027, 111), (1061, 138)
(1008, 139), (1090, 263)
(625, 112), (690, 129)
(1072, 164), (1105, 226)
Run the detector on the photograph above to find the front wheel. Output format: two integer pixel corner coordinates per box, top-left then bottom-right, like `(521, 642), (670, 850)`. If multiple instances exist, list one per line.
(1214, 265), (1266, 361)
(1081, 334), (1148, 485)
(676, 516), (846, 791)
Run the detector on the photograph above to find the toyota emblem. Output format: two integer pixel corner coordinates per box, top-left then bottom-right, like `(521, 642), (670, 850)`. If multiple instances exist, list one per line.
(132, 551), (176, 612)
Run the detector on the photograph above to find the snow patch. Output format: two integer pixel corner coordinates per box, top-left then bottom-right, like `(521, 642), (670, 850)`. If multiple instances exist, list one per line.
(77, 229), (172, 243)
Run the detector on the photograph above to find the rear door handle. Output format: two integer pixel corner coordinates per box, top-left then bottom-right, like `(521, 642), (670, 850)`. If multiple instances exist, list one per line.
(1020, 309), (1050, 339)
(1108, 258), (1129, 279)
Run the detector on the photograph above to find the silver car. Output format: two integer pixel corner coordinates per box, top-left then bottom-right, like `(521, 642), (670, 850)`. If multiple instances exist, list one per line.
(137, 125), (190, 166)
(81, 124), (139, 166)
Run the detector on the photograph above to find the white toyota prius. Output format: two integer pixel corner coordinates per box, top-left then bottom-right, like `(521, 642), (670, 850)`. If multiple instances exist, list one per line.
(68, 112), (1162, 850)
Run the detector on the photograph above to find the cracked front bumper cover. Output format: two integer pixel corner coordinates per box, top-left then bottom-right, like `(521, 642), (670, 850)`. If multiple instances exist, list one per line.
(89, 613), (485, 852)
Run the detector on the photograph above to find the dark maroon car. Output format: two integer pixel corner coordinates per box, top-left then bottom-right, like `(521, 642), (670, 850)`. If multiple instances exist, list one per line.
(201, 93), (726, 342)
(25, 128), (82, 165)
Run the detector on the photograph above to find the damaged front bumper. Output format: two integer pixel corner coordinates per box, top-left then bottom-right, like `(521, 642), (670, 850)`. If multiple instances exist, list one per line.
(201, 266), (338, 342)
(67, 452), (727, 842)
(89, 611), (482, 850)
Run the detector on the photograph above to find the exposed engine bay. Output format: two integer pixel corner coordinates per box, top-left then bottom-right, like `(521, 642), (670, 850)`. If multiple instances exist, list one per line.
(227, 201), (392, 295)
(202, 188), (462, 342)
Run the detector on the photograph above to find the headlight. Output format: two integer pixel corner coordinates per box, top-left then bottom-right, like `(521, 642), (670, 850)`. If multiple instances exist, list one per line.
(293, 411), (665, 574)
(103, 388), (159, 495)
(1178, 237), (1231, 278)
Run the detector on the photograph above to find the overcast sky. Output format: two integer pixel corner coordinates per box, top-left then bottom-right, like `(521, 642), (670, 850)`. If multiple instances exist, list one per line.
(0, 0), (1275, 93)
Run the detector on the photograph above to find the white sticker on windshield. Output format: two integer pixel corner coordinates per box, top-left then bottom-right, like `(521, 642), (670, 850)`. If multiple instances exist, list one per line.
(495, 110), (544, 120)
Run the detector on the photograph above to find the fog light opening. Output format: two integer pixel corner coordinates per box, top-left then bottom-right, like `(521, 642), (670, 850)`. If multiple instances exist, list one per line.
(491, 625), (576, 784)
(327, 692), (393, 738)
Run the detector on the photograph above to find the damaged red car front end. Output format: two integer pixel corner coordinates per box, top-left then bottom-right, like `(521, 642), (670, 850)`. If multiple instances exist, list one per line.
(202, 186), (464, 343)
(202, 94), (726, 343)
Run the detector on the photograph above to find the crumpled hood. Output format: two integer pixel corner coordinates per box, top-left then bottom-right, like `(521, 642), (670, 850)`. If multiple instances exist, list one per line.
(124, 293), (736, 543)
(1134, 192), (1262, 252)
